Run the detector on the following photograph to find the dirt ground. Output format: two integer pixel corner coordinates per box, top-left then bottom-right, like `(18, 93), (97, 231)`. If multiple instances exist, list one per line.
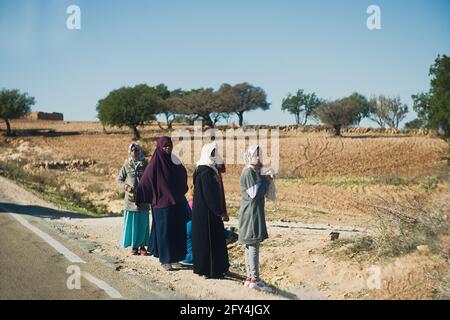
(1, 120), (449, 299)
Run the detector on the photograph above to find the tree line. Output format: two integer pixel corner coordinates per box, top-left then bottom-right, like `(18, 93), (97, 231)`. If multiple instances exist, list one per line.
(96, 82), (270, 139)
(1, 54), (449, 139)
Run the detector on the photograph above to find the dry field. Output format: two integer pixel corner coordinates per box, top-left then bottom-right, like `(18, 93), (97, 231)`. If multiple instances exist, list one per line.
(1, 119), (449, 299)
(2, 120), (447, 224)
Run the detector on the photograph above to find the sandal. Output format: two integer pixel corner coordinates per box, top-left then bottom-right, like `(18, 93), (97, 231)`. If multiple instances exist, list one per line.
(139, 247), (148, 256)
(131, 248), (139, 255)
(161, 263), (173, 271)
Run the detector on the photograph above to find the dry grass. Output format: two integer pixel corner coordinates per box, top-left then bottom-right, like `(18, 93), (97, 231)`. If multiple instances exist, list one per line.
(327, 188), (450, 261)
(0, 159), (110, 215)
(4, 120), (448, 178)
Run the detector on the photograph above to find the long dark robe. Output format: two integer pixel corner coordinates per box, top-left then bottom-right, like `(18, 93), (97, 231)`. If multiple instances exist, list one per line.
(217, 165), (227, 215)
(192, 165), (229, 278)
(149, 201), (187, 263)
(135, 136), (188, 263)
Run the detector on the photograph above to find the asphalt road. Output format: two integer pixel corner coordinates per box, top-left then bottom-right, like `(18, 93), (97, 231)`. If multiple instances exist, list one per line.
(0, 213), (108, 299)
(0, 175), (182, 300)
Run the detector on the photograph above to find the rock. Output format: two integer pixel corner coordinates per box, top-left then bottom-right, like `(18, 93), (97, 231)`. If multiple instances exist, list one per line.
(329, 232), (340, 241)
(416, 245), (430, 253)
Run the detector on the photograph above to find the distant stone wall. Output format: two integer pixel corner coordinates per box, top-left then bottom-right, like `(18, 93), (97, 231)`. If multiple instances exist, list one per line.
(215, 124), (437, 136)
(26, 112), (64, 121)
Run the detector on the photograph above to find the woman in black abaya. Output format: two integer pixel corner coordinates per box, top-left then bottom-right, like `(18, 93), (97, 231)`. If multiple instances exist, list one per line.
(191, 143), (230, 279)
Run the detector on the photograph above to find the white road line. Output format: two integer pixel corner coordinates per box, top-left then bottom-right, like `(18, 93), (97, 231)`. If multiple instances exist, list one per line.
(8, 212), (86, 264)
(0, 206), (123, 299)
(83, 272), (123, 299)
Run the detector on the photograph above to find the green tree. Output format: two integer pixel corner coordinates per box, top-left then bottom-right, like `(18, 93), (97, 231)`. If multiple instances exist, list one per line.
(428, 54), (450, 136)
(411, 92), (431, 128)
(0, 88), (35, 136)
(172, 88), (224, 128)
(96, 84), (159, 140)
(161, 88), (187, 130)
(147, 83), (178, 130)
(344, 92), (371, 125)
(218, 83), (270, 127)
(404, 118), (424, 129)
(315, 98), (360, 136)
(281, 89), (322, 125)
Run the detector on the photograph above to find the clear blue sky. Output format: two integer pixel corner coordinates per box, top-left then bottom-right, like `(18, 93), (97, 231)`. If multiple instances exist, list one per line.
(1, 0), (449, 127)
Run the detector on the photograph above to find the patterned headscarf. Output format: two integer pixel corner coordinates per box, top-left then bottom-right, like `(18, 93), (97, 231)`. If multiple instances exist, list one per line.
(244, 144), (260, 168)
(128, 143), (144, 167)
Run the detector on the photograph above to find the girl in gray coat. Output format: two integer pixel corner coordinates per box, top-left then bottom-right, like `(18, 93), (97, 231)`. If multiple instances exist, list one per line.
(239, 145), (273, 292)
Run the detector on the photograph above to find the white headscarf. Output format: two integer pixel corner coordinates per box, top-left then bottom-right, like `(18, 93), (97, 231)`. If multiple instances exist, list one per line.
(196, 143), (218, 173)
(244, 144), (260, 168)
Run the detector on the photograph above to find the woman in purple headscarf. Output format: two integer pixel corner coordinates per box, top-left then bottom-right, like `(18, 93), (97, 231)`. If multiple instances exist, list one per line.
(135, 136), (188, 271)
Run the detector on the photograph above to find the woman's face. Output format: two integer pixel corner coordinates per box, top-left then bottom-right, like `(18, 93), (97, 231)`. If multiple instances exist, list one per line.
(250, 148), (261, 166)
(162, 143), (173, 155)
(130, 146), (139, 159)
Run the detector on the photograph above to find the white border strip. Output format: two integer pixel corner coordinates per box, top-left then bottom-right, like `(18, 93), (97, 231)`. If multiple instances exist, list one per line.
(83, 272), (123, 299)
(8, 213), (86, 264)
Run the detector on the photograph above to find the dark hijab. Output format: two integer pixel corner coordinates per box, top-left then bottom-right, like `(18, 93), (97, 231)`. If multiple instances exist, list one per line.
(136, 136), (188, 208)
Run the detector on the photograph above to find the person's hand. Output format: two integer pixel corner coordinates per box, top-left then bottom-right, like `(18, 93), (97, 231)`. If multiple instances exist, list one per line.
(125, 185), (134, 193)
(254, 162), (263, 170)
(220, 214), (229, 222)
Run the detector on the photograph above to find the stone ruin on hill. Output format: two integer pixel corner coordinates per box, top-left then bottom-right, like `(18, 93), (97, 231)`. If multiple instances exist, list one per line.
(26, 112), (64, 121)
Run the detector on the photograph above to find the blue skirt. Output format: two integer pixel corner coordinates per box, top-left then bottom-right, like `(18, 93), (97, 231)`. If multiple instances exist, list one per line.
(121, 210), (150, 248)
(149, 202), (187, 263)
(183, 222), (230, 264)
(182, 221), (193, 263)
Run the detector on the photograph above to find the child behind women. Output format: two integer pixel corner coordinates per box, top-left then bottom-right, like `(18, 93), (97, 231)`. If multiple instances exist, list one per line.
(238, 145), (274, 292)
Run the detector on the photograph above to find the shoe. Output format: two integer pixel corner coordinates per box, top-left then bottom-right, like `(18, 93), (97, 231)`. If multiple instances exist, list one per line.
(131, 248), (139, 255)
(161, 263), (173, 271)
(243, 278), (252, 287)
(139, 247), (148, 256)
(249, 280), (273, 293)
(179, 261), (193, 266)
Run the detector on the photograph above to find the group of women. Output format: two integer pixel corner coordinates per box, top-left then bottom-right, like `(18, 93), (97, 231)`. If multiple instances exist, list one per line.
(117, 136), (274, 292)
